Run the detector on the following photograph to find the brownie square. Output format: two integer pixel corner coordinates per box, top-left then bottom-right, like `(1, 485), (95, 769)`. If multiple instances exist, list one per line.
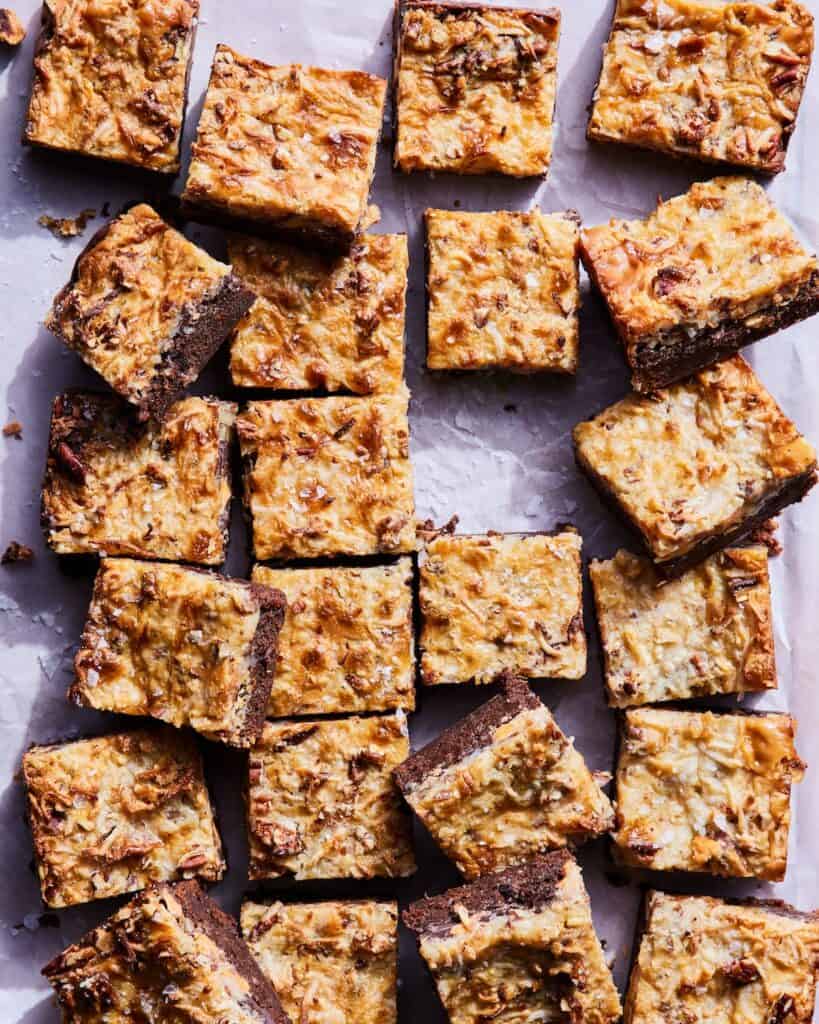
(229, 233), (408, 394)
(425, 208), (580, 372)
(22, 728), (225, 908)
(580, 177), (819, 392)
(590, 546), (776, 707)
(394, 1), (561, 177)
(24, 0), (199, 173)
(419, 529), (585, 685)
(70, 558), (287, 748)
(237, 390), (415, 561)
(588, 0), (814, 176)
(43, 881), (290, 1024)
(182, 45), (387, 248)
(395, 678), (613, 879)
(613, 707), (805, 880)
(573, 356), (817, 578)
(247, 714), (415, 881)
(41, 391), (236, 565)
(46, 205), (255, 422)
(241, 899), (398, 1024)
(252, 560), (414, 717)
(624, 891), (819, 1024)
(404, 852), (622, 1024)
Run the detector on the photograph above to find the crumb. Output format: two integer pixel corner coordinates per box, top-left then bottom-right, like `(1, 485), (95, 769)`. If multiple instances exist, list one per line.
(2, 541), (34, 564)
(38, 208), (96, 239)
(454, 199), (461, 208)
(747, 518), (783, 557)
(0, 8), (25, 46)
(3, 420), (22, 439)
(101, 202), (111, 217)
(416, 514), (459, 545)
(360, 204), (382, 230)
(504, 404), (518, 413)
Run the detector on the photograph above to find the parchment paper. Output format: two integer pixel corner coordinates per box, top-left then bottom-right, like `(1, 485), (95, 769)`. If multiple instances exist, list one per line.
(1, 0), (818, 1019)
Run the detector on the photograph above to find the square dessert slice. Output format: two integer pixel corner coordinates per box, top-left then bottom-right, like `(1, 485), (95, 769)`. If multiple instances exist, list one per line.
(624, 890), (819, 1024)
(590, 546), (776, 707)
(70, 559), (287, 747)
(573, 356), (817, 578)
(613, 707), (805, 880)
(404, 851), (622, 1024)
(395, 677), (613, 879)
(588, 0), (814, 176)
(237, 389), (415, 561)
(22, 728), (225, 908)
(252, 560), (414, 717)
(182, 45), (387, 249)
(394, 1), (561, 176)
(247, 714), (415, 881)
(41, 391), (235, 565)
(419, 529), (585, 685)
(43, 881), (290, 1024)
(24, 0), (199, 173)
(425, 208), (580, 372)
(241, 899), (398, 1024)
(580, 177), (819, 391)
(229, 233), (408, 394)
(46, 205), (255, 421)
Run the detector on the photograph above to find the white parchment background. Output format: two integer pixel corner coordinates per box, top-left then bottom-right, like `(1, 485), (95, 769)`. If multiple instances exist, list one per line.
(1, 0), (818, 1019)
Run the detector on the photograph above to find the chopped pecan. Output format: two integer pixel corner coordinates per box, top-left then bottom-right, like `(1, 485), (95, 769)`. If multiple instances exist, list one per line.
(770, 67), (800, 92)
(767, 995), (796, 1024)
(721, 958), (760, 984)
(271, 725), (319, 752)
(653, 265), (690, 297)
(55, 442), (87, 484)
(2, 541), (33, 564)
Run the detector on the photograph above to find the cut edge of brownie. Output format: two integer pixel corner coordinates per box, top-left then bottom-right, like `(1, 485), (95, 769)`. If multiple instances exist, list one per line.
(243, 584), (287, 746)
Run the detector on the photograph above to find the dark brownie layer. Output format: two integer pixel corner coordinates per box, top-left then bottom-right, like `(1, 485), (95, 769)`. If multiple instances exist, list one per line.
(243, 584), (287, 745)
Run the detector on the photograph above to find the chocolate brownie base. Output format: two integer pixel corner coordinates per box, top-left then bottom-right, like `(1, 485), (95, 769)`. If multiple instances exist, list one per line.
(243, 584), (287, 745)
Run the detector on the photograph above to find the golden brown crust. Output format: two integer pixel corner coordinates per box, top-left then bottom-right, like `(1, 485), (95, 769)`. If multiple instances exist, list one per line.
(426, 208), (579, 372)
(0, 7), (25, 45)
(22, 729), (225, 909)
(24, 0), (198, 173)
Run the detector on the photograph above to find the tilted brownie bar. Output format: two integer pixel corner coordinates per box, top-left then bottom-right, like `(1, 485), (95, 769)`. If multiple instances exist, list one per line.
(43, 881), (291, 1023)
(46, 205), (255, 422)
(580, 178), (819, 391)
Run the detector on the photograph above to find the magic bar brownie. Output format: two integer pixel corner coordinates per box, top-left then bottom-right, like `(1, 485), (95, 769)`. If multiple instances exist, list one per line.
(247, 714), (415, 881)
(24, 0), (199, 173)
(624, 891), (819, 1024)
(43, 881), (291, 1024)
(590, 546), (776, 707)
(70, 559), (286, 747)
(42, 391), (235, 564)
(613, 707), (805, 880)
(241, 899), (398, 1024)
(252, 560), (414, 717)
(580, 178), (819, 391)
(237, 389), (415, 562)
(22, 728), (224, 908)
(573, 356), (817, 577)
(395, 678), (613, 879)
(229, 233), (408, 394)
(425, 208), (579, 373)
(46, 205), (255, 422)
(182, 45), (386, 248)
(404, 852), (622, 1024)
(393, 1), (561, 177)
(419, 530), (585, 685)
(588, 0), (814, 176)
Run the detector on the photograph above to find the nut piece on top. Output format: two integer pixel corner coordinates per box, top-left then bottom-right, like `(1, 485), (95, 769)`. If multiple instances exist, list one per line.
(404, 851), (622, 1024)
(70, 559), (287, 748)
(588, 0), (814, 176)
(252, 560), (414, 717)
(43, 881), (291, 1024)
(247, 714), (415, 882)
(580, 178), (819, 392)
(613, 707), (805, 881)
(624, 890), (819, 1024)
(229, 233), (408, 394)
(46, 205), (255, 422)
(241, 899), (398, 1024)
(425, 208), (580, 373)
(573, 356), (817, 578)
(182, 45), (387, 249)
(394, 1), (561, 177)
(237, 389), (415, 562)
(42, 391), (236, 565)
(590, 546), (776, 708)
(0, 8), (25, 45)
(22, 728), (225, 909)
(24, 0), (199, 173)
(395, 677), (614, 879)
(419, 529), (586, 685)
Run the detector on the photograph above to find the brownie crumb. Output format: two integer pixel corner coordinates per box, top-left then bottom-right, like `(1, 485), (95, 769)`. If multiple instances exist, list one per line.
(747, 518), (783, 557)
(416, 514), (459, 544)
(3, 420), (22, 439)
(2, 541), (34, 564)
(38, 208), (97, 239)
(504, 403), (518, 413)
(0, 8), (25, 46)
